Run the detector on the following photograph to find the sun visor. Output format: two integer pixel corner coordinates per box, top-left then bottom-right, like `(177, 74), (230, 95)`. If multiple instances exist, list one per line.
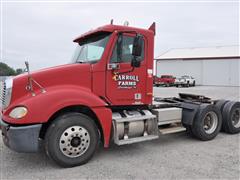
(73, 30), (112, 43)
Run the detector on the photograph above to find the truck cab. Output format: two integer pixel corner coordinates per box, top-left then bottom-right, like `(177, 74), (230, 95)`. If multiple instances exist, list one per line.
(70, 24), (154, 106)
(1, 22), (239, 168)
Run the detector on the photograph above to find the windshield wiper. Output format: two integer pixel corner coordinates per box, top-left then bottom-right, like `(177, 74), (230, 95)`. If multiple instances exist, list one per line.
(76, 61), (85, 63)
(76, 60), (98, 64)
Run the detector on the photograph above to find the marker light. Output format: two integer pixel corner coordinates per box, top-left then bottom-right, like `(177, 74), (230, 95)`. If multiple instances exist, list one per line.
(9, 107), (28, 119)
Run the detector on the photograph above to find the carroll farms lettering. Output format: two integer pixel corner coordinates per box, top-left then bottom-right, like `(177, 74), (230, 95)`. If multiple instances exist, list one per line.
(113, 74), (139, 88)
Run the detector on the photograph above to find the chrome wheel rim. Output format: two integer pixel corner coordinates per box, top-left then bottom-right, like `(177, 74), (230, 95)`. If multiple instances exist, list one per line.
(232, 108), (240, 128)
(203, 111), (218, 134)
(59, 126), (90, 158)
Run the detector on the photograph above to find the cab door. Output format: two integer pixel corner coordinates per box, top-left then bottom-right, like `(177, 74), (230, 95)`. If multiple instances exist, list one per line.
(105, 33), (147, 106)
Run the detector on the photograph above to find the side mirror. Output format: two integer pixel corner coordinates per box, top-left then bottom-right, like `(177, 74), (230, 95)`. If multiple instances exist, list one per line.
(117, 34), (123, 62)
(131, 34), (143, 68)
(132, 34), (143, 57)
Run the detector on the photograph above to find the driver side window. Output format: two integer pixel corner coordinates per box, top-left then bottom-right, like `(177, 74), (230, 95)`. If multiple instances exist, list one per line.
(110, 35), (144, 63)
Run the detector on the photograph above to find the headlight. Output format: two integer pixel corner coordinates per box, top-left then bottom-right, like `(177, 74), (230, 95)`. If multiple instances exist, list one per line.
(9, 107), (28, 119)
(0, 77), (13, 109)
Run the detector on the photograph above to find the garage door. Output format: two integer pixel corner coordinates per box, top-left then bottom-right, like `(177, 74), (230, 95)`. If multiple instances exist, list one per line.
(156, 60), (203, 85)
(202, 59), (239, 86)
(156, 58), (239, 86)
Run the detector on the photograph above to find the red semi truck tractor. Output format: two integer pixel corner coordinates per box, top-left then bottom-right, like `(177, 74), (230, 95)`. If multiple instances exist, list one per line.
(0, 22), (240, 167)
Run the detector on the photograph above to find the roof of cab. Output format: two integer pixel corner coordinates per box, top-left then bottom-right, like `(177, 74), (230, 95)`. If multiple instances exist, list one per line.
(73, 24), (154, 42)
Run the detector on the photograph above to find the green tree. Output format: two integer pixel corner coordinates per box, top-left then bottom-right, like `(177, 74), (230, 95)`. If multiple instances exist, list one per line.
(0, 62), (16, 76)
(15, 68), (24, 75)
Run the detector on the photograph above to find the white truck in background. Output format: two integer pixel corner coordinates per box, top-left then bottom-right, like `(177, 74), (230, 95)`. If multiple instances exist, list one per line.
(175, 75), (196, 87)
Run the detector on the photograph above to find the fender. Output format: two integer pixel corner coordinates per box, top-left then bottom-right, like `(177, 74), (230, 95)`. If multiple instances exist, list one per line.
(3, 85), (113, 147)
(3, 85), (108, 125)
(92, 107), (112, 147)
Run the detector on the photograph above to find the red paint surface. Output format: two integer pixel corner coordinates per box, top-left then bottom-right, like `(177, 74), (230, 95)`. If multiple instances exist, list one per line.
(2, 24), (155, 147)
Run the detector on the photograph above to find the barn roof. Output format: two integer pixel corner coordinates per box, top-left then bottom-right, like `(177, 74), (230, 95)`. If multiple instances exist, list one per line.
(155, 45), (240, 60)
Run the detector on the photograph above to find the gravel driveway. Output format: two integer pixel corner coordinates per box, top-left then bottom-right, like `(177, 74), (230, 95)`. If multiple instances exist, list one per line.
(0, 86), (239, 180)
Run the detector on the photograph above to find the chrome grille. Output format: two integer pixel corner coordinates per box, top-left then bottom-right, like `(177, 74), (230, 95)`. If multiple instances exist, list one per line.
(0, 80), (6, 109)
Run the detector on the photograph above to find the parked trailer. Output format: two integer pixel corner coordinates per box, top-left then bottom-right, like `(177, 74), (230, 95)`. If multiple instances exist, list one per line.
(0, 22), (239, 167)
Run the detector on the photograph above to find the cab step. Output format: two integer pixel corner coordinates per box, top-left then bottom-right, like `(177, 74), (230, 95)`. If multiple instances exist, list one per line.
(159, 125), (186, 135)
(114, 114), (156, 123)
(116, 135), (159, 145)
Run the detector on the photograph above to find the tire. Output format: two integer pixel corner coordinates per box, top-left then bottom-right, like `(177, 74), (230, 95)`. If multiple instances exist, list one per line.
(215, 100), (229, 112)
(191, 104), (222, 141)
(192, 81), (195, 87)
(45, 113), (99, 167)
(222, 101), (240, 134)
(215, 100), (229, 132)
(186, 82), (190, 87)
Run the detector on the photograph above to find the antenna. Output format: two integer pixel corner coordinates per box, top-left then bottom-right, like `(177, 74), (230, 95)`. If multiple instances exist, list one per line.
(24, 61), (46, 96)
(25, 61), (35, 96)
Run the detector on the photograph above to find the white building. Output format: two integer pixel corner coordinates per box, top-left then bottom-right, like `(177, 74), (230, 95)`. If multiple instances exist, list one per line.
(155, 45), (240, 86)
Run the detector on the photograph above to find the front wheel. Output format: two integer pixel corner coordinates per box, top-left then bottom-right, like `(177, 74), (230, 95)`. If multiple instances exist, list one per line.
(191, 104), (222, 141)
(45, 113), (99, 167)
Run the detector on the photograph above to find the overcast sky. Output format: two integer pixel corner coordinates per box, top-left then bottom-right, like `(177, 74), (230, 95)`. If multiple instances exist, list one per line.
(0, 1), (239, 71)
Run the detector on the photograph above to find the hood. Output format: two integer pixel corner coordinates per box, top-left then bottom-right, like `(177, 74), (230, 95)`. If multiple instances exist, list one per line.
(11, 63), (92, 103)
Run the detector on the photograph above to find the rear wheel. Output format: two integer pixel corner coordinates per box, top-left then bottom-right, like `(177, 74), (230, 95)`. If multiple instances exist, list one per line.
(215, 100), (229, 112)
(222, 101), (240, 134)
(45, 113), (99, 167)
(192, 81), (195, 87)
(191, 104), (222, 141)
(215, 100), (229, 131)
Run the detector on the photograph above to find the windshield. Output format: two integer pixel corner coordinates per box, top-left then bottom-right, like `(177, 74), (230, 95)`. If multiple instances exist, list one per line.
(71, 32), (111, 63)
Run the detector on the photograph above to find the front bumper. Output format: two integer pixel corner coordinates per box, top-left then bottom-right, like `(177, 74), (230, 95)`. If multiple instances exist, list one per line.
(0, 119), (42, 153)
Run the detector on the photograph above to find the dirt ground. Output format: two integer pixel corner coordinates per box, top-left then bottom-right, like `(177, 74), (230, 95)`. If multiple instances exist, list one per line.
(0, 86), (239, 180)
